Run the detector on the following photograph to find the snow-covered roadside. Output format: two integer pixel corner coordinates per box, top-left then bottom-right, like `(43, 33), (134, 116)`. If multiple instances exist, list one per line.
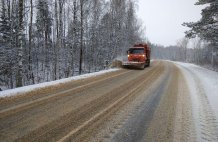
(0, 68), (120, 98)
(175, 62), (218, 119)
(174, 62), (218, 141)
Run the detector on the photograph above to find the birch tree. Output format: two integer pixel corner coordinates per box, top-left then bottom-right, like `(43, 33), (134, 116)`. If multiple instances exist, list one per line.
(28, 0), (34, 83)
(16, 0), (24, 87)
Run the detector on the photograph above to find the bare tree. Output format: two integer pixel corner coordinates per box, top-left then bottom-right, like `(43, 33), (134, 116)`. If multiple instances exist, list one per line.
(79, 0), (84, 75)
(28, 0), (34, 84)
(0, 0), (145, 89)
(16, 0), (24, 87)
(177, 37), (189, 62)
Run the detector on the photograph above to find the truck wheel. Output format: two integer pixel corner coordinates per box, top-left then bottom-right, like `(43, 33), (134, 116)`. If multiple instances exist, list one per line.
(144, 59), (150, 67)
(147, 60), (150, 67)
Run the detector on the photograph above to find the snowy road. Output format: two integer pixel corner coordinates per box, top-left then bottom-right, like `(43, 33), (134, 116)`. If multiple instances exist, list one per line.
(175, 62), (218, 141)
(0, 60), (218, 142)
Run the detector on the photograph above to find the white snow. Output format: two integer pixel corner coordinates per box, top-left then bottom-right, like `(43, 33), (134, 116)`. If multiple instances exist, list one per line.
(0, 68), (120, 98)
(174, 62), (218, 120)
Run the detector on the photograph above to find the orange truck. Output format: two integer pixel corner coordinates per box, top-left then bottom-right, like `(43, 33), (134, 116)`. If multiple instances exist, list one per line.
(122, 44), (151, 69)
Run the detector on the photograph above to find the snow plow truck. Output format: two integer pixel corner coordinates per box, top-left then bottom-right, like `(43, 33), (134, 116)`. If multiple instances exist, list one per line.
(122, 44), (151, 69)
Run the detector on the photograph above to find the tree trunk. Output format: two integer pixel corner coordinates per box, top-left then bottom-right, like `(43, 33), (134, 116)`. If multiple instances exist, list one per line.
(28, 0), (34, 84)
(79, 0), (84, 75)
(16, 0), (24, 87)
(212, 44), (215, 68)
(54, 0), (59, 80)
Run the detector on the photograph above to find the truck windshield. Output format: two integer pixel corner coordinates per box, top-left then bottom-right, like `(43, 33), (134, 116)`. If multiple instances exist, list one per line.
(129, 48), (144, 54)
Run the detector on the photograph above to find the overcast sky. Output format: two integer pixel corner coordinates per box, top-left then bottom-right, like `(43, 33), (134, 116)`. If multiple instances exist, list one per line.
(137, 0), (205, 46)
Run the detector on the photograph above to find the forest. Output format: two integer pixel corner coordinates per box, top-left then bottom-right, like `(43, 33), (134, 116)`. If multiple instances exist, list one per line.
(0, 0), (145, 89)
(0, 0), (217, 90)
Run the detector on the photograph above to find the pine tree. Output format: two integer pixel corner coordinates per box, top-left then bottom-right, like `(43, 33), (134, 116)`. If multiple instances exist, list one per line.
(36, 0), (52, 44)
(183, 0), (217, 68)
(183, 0), (218, 43)
(36, 0), (52, 80)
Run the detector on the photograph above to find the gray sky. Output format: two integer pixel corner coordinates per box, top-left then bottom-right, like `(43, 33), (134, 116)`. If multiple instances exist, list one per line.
(137, 0), (205, 46)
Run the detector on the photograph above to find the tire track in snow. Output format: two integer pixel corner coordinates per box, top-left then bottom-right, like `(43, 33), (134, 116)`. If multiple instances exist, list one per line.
(178, 65), (218, 142)
(173, 70), (196, 142)
(0, 70), (132, 119)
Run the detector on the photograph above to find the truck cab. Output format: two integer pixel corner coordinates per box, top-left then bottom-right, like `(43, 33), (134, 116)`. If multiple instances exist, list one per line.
(128, 47), (147, 63)
(123, 44), (151, 69)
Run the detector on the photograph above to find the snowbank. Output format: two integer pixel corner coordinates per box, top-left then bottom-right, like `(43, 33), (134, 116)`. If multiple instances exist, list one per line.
(0, 68), (120, 98)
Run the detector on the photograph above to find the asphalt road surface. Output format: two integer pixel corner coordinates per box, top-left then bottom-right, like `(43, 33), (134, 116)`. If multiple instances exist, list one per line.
(0, 60), (217, 142)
